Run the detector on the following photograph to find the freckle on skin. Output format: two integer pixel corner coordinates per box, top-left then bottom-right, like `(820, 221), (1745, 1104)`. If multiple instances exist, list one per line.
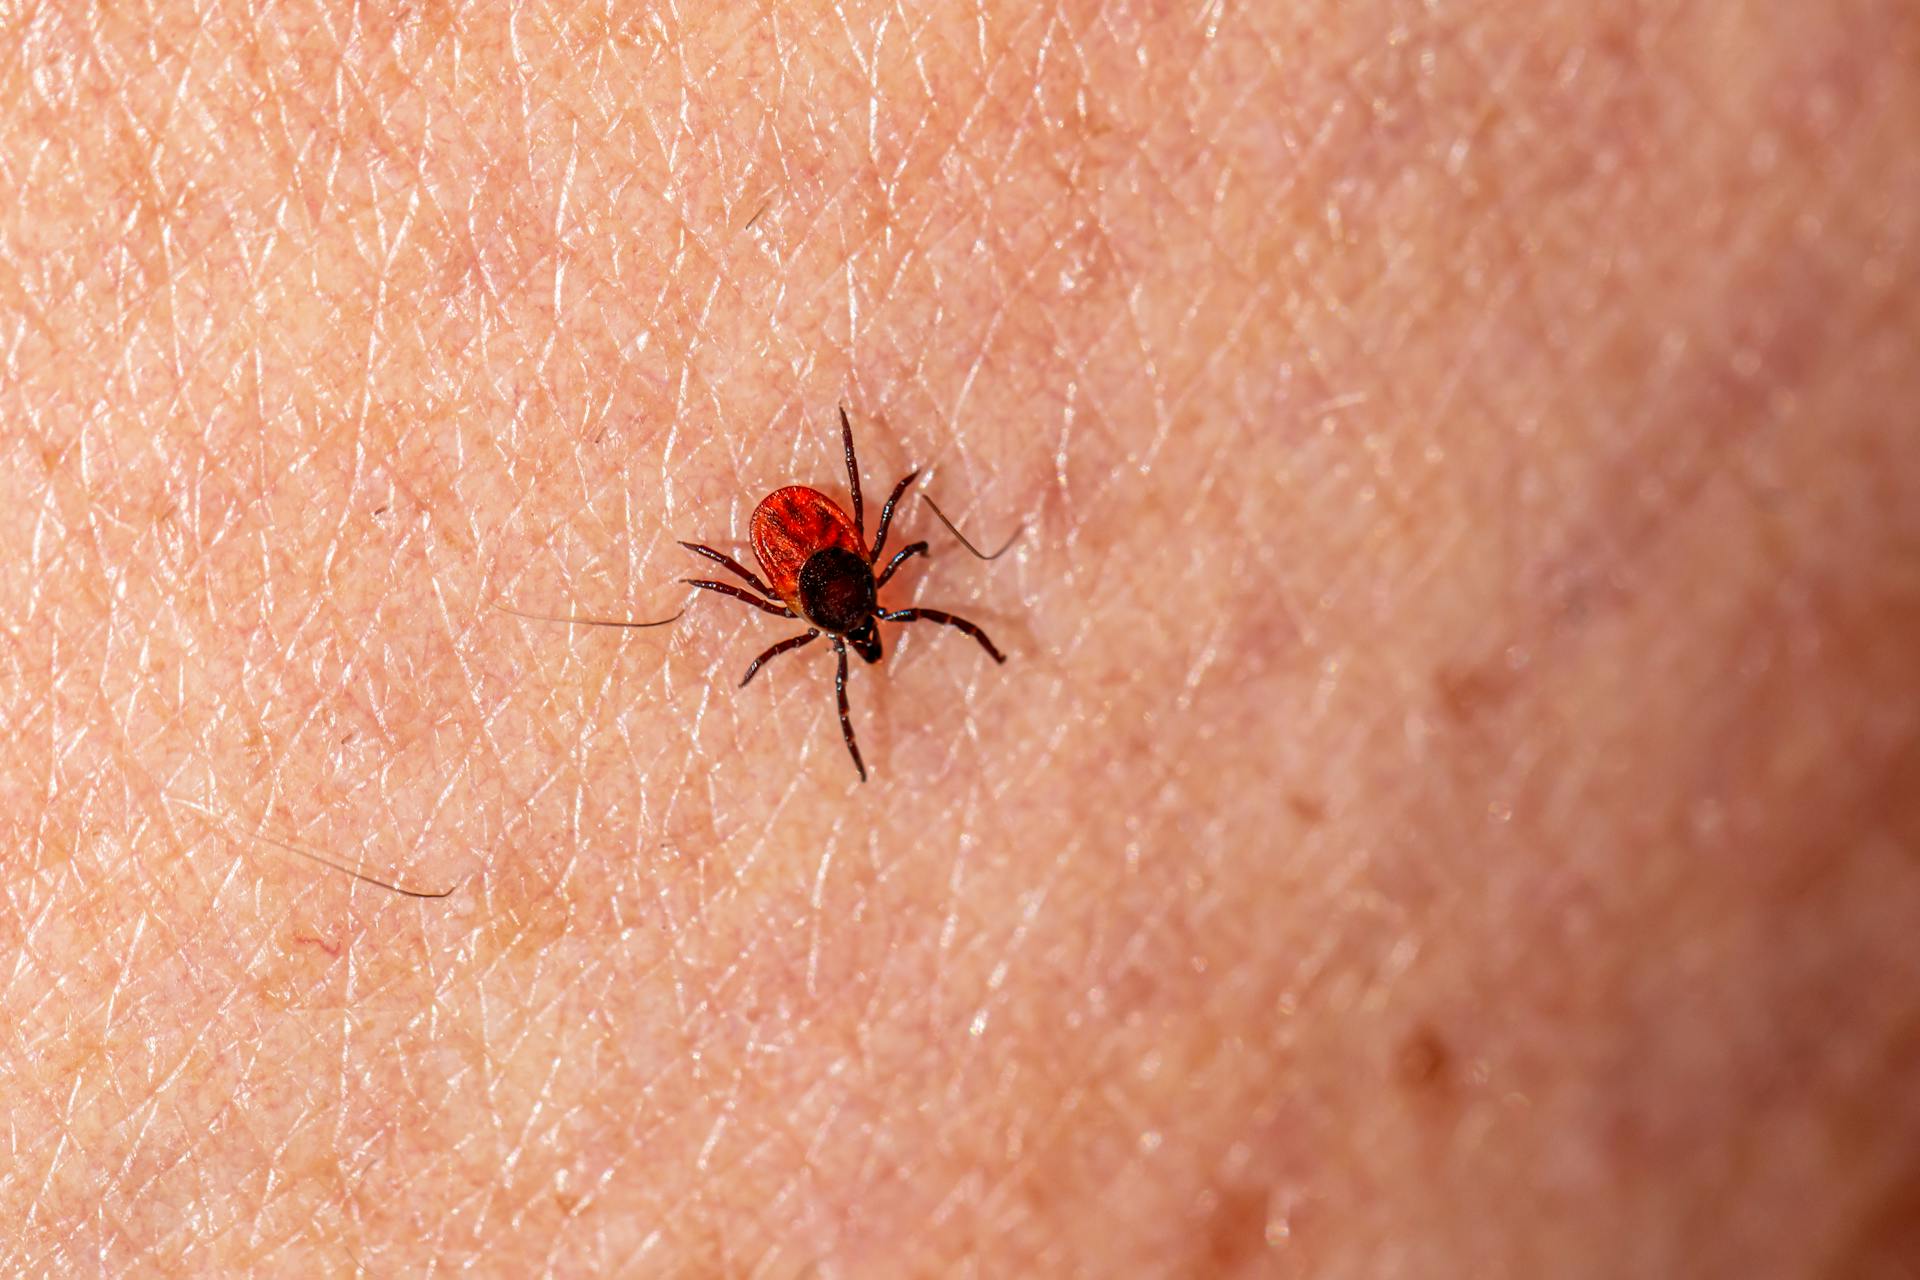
(1195, 1184), (1271, 1274)
(1394, 1025), (1453, 1093)
(1434, 656), (1522, 727)
(1827, 1153), (1920, 1280)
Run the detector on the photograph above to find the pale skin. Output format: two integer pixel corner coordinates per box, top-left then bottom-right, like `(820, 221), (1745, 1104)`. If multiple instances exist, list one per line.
(3, 1), (1918, 1275)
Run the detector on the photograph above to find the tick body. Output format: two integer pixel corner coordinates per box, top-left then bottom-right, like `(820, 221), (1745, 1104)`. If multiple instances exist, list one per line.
(680, 408), (1007, 781)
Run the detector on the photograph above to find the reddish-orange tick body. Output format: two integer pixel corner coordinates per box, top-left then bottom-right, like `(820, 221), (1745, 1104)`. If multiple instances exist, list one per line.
(679, 409), (1007, 781)
(750, 486), (865, 610)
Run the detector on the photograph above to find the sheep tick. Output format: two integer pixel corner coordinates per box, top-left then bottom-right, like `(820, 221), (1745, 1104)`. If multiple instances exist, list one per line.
(680, 408), (1008, 781)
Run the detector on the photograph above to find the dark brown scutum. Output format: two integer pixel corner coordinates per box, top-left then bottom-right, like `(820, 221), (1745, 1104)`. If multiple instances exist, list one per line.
(798, 546), (878, 635)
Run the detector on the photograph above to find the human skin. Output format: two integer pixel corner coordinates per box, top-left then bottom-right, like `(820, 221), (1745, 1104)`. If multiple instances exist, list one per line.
(3, 0), (1918, 1275)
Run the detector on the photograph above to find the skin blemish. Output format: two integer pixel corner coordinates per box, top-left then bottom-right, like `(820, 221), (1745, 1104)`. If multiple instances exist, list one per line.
(1434, 653), (1523, 727)
(1827, 1149), (1920, 1279)
(1394, 1024), (1455, 1094)
(290, 932), (342, 958)
(1193, 1184), (1273, 1274)
(1286, 792), (1328, 826)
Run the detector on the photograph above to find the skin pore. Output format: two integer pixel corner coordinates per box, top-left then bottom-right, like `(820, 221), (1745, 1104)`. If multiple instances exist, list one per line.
(4, 0), (1918, 1275)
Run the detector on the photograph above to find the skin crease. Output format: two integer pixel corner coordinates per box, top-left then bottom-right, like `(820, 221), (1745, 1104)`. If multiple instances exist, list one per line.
(1, 0), (1918, 1275)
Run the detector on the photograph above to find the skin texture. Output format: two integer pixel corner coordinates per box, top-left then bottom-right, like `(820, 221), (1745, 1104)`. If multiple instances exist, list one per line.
(3, 1), (1918, 1275)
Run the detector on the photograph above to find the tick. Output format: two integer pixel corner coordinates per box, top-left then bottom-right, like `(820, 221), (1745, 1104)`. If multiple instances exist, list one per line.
(681, 408), (1009, 781)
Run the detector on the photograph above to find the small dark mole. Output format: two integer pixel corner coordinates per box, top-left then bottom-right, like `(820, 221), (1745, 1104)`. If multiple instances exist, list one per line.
(1395, 1025), (1453, 1092)
(1286, 793), (1327, 826)
(1828, 1155), (1920, 1280)
(1196, 1184), (1271, 1275)
(1434, 656), (1518, 727)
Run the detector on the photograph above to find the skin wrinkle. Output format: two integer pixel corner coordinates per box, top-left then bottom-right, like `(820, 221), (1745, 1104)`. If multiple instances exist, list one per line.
(0, 0), (1916, 1276)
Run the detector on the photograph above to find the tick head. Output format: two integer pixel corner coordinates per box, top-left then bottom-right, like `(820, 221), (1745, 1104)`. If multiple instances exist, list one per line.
(846, 618), (883, 664)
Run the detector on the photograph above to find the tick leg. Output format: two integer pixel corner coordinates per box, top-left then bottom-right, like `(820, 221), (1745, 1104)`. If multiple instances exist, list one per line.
(684, 579), (795, 617)
(740, 629), (819, 686)
(840, 405), (864, 540)
(679, 541), (776, 598)
(874, 541), (928, 590)
(878, 606), (1007, 663)
(869, 469), (919, 563)
(833, 637), (867, 782)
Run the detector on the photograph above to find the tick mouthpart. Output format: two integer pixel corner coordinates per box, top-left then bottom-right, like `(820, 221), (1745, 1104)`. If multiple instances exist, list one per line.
(846, 619), (883, 664)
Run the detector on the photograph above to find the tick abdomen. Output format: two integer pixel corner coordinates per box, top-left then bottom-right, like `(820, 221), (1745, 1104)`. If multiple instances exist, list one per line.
(750, 485), (863, 606)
